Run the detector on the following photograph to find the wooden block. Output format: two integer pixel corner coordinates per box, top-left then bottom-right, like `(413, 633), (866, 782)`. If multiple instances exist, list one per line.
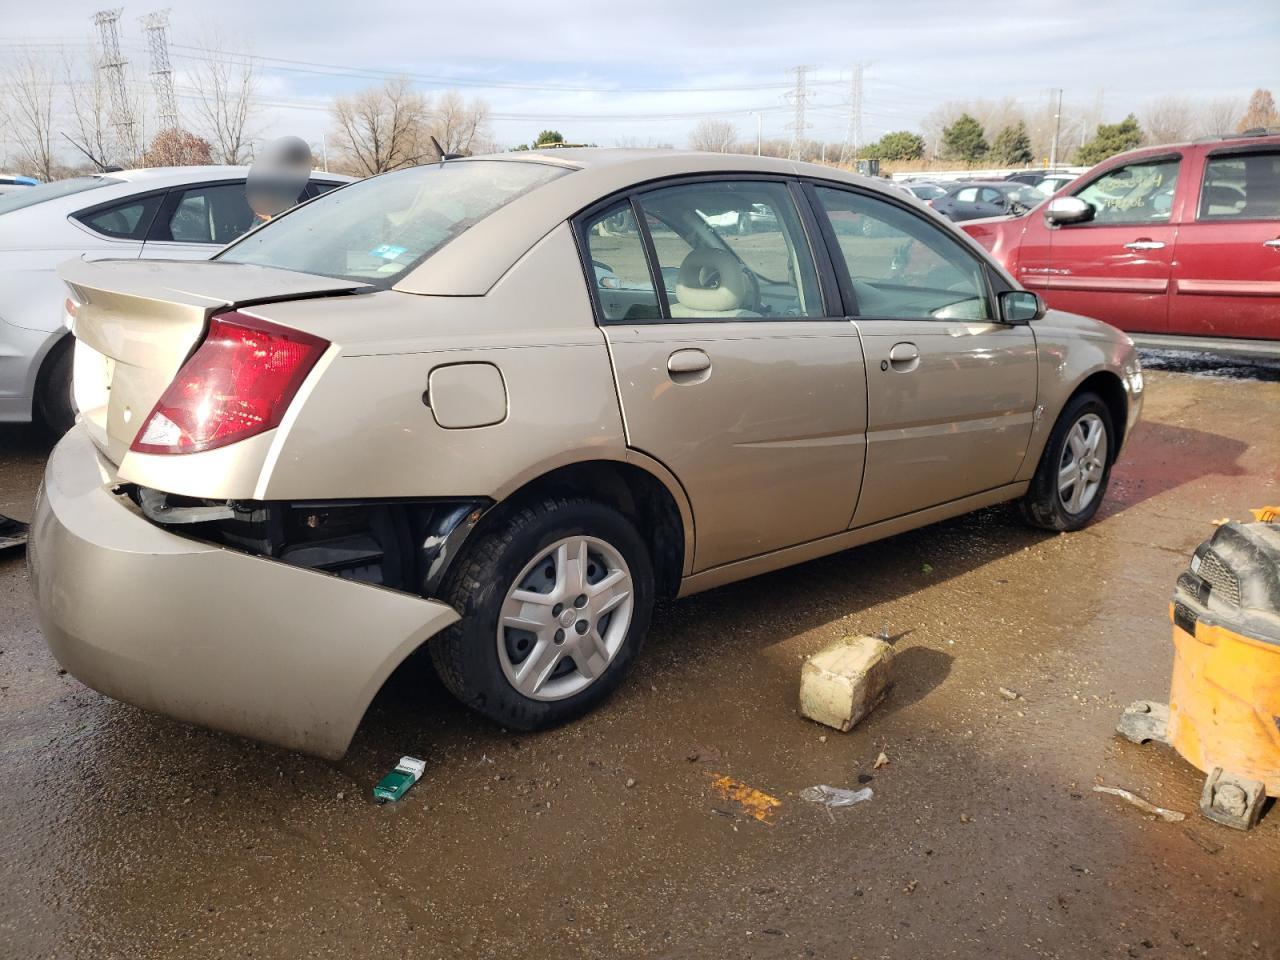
(799, 635), (894, 732)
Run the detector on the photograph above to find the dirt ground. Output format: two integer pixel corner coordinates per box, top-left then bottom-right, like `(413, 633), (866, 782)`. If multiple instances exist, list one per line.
(1, 359), (1278, 960)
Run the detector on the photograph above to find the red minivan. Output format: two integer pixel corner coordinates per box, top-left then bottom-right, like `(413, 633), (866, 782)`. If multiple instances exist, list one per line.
(962, 132), (1280, 347)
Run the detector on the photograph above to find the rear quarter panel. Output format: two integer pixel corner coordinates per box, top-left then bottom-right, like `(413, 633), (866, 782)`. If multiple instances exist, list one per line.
(254, 224), (630, 501)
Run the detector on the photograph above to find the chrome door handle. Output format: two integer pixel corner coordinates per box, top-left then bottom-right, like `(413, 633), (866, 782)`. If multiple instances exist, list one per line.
(667, 348), (711, 378)
(1264, 239), (1280, 250)
(1124, 239), (1166, 251)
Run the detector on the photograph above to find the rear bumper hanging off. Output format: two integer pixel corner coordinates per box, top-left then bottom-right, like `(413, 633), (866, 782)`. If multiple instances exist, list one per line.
(28, 426), (460, 759)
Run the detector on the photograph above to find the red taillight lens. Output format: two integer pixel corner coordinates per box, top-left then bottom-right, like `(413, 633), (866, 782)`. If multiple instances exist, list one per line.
(130, 311), (328, 455)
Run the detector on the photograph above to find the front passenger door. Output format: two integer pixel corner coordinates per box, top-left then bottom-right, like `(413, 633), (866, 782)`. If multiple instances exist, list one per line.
(811, 185), (1038, 527)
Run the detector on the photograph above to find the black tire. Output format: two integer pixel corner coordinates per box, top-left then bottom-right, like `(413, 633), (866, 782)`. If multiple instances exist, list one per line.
(1020, 391), (1115, 532)
(429, 497), (654, 730)
(35, 336), (76, 436)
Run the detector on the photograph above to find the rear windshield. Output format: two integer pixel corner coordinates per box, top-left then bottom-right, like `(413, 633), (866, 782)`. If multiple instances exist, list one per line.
(0, 175), (120, 216)
(218, 160), (570, 284)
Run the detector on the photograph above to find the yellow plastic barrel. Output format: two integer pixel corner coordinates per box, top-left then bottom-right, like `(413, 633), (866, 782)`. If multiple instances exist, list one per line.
(1167, 519), (1280, 797)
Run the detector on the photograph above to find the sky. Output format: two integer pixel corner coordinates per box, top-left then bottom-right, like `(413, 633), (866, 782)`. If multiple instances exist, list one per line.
(2, 0), (1278, 158)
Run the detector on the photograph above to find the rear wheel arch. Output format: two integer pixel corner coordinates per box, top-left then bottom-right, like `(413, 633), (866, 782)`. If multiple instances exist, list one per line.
(479, 458), (689, 600)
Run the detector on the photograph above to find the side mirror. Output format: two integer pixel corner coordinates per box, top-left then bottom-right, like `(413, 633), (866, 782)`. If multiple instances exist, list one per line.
(1044, 196), (1094, 226)
(1000, 290), (1045, 324)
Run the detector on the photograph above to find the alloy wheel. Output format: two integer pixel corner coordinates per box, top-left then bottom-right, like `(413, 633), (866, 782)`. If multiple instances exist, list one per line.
(496, 536), (634, 701)
(1057, 412), (1107, 514)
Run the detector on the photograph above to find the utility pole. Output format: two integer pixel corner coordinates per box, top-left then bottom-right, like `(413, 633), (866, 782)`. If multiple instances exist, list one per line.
(838, 64), (864, 167)
(753, 111), (762, 156)
(1048, 87), (1064, 168)
(141, 10), (179, 134)
(785, 66), (814, 160)
(94, 8), (138, 162)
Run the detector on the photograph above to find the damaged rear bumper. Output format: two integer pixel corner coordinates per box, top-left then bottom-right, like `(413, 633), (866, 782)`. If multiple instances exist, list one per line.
(28, 426), (460, 759)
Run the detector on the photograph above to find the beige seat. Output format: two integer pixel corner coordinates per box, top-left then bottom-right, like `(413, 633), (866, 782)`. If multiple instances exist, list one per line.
(670, 248), (759, 318)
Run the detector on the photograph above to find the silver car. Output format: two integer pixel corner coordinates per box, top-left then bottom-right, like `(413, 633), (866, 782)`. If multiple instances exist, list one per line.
(0, 166), (351, 432)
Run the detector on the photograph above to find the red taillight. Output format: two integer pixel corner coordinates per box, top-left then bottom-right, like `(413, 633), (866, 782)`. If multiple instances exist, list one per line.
(130, 311), (328, 455)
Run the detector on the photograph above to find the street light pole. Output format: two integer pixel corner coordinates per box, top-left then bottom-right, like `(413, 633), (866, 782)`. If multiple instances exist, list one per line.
(1049, 88), (1064, 168)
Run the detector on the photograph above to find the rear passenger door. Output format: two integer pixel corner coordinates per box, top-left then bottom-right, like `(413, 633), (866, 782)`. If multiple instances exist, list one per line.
(1169, 146), (1280, 339)
(579, 178), (869, 573)
(808, 184), (1038, 528)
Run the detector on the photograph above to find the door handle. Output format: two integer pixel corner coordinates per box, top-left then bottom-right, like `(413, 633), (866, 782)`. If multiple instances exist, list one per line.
(667, 348), (711, 381)
(887, 342), (920, 372)
(1124, 239), (1166, 251)
(1264, 239), (1280, 250)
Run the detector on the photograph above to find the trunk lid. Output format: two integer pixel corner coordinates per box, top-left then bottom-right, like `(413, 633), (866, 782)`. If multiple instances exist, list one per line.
(59, 258), (368, 465)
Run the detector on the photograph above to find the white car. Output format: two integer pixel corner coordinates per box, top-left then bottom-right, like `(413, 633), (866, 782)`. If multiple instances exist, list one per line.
(0, 166), (352, 432)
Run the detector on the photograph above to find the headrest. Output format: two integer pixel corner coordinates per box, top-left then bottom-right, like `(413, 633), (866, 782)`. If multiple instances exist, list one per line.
(675, 248), (747, 312)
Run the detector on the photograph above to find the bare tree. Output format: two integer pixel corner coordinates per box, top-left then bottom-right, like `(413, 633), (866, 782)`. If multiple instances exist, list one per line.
(1200, 97), (1242, 136)
(62, 53), (113, 170)
(431, 90), (492, 156)
(188, 43), (259, 164)
(688, 118), (737, 153)
(4, 51), (57, 181)
(330, 78), (433, 175)
(1238, 89), (1279, 132)
(1142, 96), (1195, 144)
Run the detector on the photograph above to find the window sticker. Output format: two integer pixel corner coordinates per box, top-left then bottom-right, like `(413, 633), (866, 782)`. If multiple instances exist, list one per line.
(370, 244), (408, 260)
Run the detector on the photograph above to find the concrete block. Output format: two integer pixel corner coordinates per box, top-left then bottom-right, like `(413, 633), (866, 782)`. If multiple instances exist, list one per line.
(800, 635), (894, 732)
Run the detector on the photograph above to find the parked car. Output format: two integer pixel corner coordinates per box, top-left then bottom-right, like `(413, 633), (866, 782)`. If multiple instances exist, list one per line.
(1029, 172), (1079, 195)
(895, 180), (948, 202)
(0, 173), (39, 196)
(962, 132), (1280, 346)
(0, 166), (352, 433)
(930, 181), (1043, 221)
(30, 150), (1142, 759)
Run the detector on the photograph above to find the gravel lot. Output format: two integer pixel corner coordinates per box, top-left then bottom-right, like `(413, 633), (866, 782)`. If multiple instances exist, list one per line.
(2, 364), (1278, 959)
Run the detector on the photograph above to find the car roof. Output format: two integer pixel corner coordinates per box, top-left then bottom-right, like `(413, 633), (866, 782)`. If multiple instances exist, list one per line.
(395, 148), (931, 296)
(109, 165), (355, 186)
(1097, 131), (1280, 169)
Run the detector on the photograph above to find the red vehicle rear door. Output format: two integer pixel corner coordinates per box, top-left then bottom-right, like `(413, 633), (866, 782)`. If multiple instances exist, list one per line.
(1025, 153), (1183, 333)
(1169, 144), (1280, 340)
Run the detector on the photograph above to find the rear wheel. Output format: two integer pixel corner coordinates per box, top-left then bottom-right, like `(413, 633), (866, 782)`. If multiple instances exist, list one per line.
(35, 336), (76, 436)
(429, 497), (654, 730)
(1020, 392), (1114, 531)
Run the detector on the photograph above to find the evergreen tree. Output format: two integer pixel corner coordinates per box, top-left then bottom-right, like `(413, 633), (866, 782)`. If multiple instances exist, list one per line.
(1076, 115), (1143, 165)
(941, 114), (988, 164)
(990, 121), (1033, 165)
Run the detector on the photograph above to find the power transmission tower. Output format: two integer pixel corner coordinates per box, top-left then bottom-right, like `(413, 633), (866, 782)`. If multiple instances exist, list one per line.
(93, 8), (138, 161)
(838, 64), (864, 167)
(141, 9), (179, 133)
(785, 65), (814, 160)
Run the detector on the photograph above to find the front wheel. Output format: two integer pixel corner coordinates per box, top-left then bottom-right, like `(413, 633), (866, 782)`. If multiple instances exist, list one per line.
(1020, 392), (1115, 531)
(429, 497), (654, 730)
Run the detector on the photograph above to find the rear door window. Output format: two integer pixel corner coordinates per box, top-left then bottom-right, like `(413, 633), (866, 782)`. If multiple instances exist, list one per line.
(1199, 151), (1280, 220)
(1074, 158), (1180, 224)
(74, 193), (164, 240)
(159, 182), (259, 245)
(813, 185), (993, 321)
(634, 180), (824, 319)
